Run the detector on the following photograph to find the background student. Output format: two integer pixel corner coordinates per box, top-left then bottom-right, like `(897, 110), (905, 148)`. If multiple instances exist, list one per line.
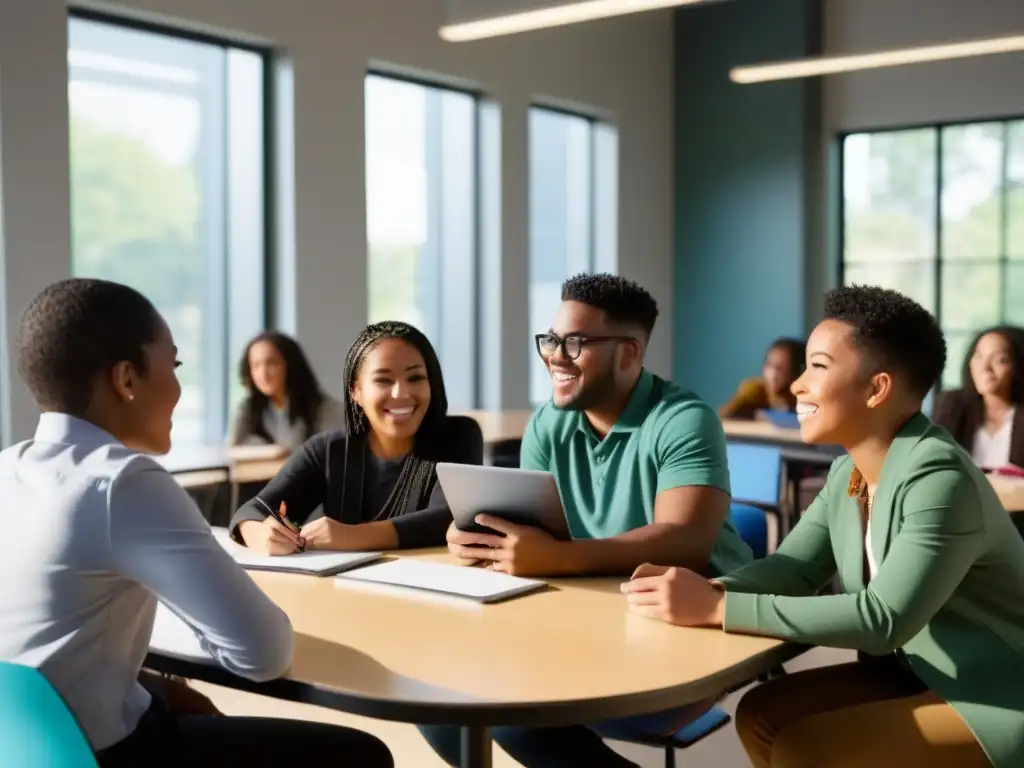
(719, 337), (806, 420)
(426, 274), (751, 768)
(227, 330), (344, 450)
(231, 320), (483, 554)
(933, 324), (1024, 470)
(0, 278), (392, 767)
(623, 286), (1024, 768)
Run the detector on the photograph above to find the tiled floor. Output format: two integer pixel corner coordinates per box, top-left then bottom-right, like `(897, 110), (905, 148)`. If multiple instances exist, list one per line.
(193, 646), (856, 767)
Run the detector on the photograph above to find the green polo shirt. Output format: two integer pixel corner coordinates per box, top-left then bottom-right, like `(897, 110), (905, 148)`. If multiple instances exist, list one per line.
(521, 369), (752, 576)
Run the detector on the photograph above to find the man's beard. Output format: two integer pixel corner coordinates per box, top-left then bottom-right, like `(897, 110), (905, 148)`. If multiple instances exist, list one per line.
(555, 365), (617, 411)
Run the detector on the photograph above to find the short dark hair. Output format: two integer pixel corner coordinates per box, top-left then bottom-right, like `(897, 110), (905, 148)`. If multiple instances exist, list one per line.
(17, 278), (161, 414)
(239, 331), (326, 440)
(561, 273), (659, 337)
(961, 325), (1024, 405)
(823, 284), (946, 399)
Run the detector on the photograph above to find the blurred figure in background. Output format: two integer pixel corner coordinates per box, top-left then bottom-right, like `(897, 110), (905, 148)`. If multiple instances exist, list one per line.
(720, 337), (805, 420)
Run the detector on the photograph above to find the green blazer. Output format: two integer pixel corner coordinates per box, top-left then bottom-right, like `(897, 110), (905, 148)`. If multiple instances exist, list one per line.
(719, 413), (1024, 767)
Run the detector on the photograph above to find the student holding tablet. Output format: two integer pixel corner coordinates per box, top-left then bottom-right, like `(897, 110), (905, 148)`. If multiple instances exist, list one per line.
(623, 286), (1024, 767)
(423, 274), (752, 767)
(231, 321), (483, 554)
(0, 279), (392, 766)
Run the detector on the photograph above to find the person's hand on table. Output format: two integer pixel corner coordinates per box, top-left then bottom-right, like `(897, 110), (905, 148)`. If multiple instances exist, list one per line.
(620, 563), (726, 627)
(238, 503), (304, 556)
(300, 518), (371, 551)
(446, 515), (566, 576)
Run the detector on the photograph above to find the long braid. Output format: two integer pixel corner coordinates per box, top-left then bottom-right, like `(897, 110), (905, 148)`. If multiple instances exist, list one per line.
(343, 321), (448, 519)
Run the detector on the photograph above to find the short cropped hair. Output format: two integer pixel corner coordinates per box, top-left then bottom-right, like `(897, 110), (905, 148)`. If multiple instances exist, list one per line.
(17, 278), (161, 414)
(561, 273), (660, 337)
(823, 284), (946, 399)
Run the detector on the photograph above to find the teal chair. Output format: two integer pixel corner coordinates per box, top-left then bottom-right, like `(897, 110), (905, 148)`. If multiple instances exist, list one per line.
(0, 663), (96, 767)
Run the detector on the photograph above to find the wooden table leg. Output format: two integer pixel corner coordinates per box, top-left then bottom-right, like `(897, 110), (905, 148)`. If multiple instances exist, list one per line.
(460, 725), (492, 768)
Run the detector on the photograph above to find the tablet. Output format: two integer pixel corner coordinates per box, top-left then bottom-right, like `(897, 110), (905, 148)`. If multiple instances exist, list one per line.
(434, 463), (571, 540)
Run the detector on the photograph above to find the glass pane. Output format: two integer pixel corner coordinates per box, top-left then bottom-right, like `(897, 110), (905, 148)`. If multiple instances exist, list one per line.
(843, 129), (937, 264)
(843, 261), (935, 314)
(941, 123), (1003, 260)
(68, 18), (263, 446)
(365, 75), (477, 409)
(942, 330), (971, 390)
(1005, 263), (1024, 326)
(529, 108), (596, 405)
(1009, 121), (1024, 260)
(940, 263), (1001, 332)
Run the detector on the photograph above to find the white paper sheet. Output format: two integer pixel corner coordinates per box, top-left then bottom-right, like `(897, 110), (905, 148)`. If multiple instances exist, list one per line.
(336, 559), (546, 602)
(212, 527), (382, 576)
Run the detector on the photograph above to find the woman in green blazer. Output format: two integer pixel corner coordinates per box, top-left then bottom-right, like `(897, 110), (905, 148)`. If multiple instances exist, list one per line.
(622, 285), (1024, 767)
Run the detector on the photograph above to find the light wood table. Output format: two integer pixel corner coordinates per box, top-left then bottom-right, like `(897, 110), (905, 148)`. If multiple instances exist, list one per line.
(722, 418), (805, 445)
(457, 410), (534, 445)
(989, 475), (1024, 512)
(148, 549), (805, 768)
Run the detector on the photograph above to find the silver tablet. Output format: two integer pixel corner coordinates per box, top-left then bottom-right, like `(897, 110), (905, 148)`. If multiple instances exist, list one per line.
(434, 463), (571, 540)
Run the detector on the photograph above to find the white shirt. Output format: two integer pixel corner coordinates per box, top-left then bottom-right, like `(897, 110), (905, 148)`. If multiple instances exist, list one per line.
(866, 517), (878, 580)
(0, 414), (293, 750)
(971, 408), (1015, 469)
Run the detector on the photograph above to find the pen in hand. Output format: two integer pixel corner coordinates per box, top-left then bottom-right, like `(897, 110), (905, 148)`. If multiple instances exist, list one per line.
(257, 498), (305, 552)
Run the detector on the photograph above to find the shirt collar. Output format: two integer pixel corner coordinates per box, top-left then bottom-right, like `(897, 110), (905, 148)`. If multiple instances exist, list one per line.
(576, 369), (655, 436)
(33, 413), (122, 452)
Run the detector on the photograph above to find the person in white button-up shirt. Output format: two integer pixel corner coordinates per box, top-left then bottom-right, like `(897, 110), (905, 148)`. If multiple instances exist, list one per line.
(0, 278), (393, 767)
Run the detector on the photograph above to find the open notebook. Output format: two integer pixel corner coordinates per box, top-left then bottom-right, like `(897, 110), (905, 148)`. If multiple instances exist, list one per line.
(213, 528), (382, 577)
(336, 559), (547, 604)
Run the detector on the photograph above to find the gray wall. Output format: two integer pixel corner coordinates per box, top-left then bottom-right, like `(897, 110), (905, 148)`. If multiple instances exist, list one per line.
(0, 0), (674, 444)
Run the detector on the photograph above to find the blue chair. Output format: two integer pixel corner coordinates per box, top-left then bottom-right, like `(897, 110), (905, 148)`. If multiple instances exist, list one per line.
(726, 442), (783, 508)
(0, 663), (96, 767)
(731, 502), (768, 559)
(605, 706), (732, 768)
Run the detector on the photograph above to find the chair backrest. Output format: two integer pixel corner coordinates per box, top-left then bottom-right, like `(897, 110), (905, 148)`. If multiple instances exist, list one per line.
(726, 442), (783, 508)
(730, 503), (768, 559)
(0, 663), (96, 767)
(487, 438), (523, 469)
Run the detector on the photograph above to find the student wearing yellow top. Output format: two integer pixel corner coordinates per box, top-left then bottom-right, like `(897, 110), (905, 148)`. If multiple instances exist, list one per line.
(719, 337), (805, 419)
(622, 285), (1024, 767)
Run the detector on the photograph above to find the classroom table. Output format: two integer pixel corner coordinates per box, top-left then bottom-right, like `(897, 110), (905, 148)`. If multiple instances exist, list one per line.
(147, 548), (806, 768)
(990, 475), (1024, 512)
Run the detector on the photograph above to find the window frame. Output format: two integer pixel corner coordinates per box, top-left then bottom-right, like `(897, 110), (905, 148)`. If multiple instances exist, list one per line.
(837, 113), (1024, 392)
(364, 69), (486, 409)
(67, 8), (276, 443)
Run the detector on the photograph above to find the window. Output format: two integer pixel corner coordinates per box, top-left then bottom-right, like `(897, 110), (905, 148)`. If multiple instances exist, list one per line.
(841, 119), (1024, 388)
(528, 107), (617, 405)
(68, 15), (268, 446)
(365, 74), (478, 410)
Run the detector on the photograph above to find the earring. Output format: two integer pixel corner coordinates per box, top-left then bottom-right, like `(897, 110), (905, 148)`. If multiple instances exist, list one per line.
(126, 394), (135, 403)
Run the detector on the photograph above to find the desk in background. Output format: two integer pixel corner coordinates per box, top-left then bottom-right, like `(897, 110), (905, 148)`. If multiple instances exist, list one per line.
(148, 547), (806, 768)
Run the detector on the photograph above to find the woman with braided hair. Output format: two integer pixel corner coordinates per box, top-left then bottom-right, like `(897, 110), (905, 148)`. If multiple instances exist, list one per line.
(230, 321), (484, 554)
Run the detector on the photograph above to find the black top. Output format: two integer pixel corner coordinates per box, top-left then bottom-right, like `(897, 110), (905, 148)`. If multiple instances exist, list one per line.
(229, 416), (484, 549)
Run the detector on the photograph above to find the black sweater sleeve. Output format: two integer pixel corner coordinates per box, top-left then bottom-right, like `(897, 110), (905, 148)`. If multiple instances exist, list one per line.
(228, 432), (331, 542)
(389, 417), (485, 549)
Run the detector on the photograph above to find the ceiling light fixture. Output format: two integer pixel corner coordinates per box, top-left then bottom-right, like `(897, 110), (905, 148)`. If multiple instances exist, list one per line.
(439, 0), (706, 42)
(731, 33), (1024, 84)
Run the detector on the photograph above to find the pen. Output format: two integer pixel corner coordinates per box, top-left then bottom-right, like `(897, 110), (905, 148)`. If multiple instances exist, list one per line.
(255, 498), (305, 552)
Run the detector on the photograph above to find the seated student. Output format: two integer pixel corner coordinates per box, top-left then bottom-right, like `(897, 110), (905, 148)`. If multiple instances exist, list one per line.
(230, 321), (483, 554)
(933, 325), (1024, 470)
(622, 285), (1024, 768)
(719, 337), (806, 420)
(423, 273), (752, 767)
(227, 330), (344, 450)
(0, 278), (393, 767)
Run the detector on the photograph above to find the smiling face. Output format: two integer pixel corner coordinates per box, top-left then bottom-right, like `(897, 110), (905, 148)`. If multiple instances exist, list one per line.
(247, 340), (287, 401)
(350, 338), (431, 446)
(763, 345), (795, 396)
(541, 300), (639, 411)
(969, 331), (1014, 400)
(790, 318), (889, 446)
(115, 317), (182, 455)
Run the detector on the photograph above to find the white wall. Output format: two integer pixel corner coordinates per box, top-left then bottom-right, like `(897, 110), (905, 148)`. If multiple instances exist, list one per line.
(0, 0), (674, 443)
(825, 0), (1024, 131)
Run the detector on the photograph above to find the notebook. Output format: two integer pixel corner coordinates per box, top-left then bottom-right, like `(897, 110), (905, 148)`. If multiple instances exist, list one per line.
(335, 559), (547, 604)
(213, 528), (382, 577)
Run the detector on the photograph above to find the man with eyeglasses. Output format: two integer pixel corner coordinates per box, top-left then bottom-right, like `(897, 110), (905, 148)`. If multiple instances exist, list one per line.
(421, 273), (752, 768)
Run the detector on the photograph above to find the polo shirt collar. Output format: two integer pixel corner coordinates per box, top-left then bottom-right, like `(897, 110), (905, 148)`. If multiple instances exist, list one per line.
(34, 412), (122, 452)
(576, 369), (654, 436)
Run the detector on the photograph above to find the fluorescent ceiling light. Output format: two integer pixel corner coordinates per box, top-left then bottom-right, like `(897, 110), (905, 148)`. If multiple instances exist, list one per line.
(440, 0), (705, 42)
(731, 33), (1024, 84)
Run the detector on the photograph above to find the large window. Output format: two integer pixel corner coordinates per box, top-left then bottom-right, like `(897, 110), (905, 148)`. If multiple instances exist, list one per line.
(68, 15), (268, 445)
(365, 74), (478, 410)
(841, 120), (1024, 387)
(528, 107), (617, 404)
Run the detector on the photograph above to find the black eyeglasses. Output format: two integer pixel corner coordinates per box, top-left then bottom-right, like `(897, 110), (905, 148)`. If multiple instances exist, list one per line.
(534, 333), (637, 361)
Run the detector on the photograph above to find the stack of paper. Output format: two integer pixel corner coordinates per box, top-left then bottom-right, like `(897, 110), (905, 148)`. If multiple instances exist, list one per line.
(213, 528), (382, 576)
(336, 559), (546, 603)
